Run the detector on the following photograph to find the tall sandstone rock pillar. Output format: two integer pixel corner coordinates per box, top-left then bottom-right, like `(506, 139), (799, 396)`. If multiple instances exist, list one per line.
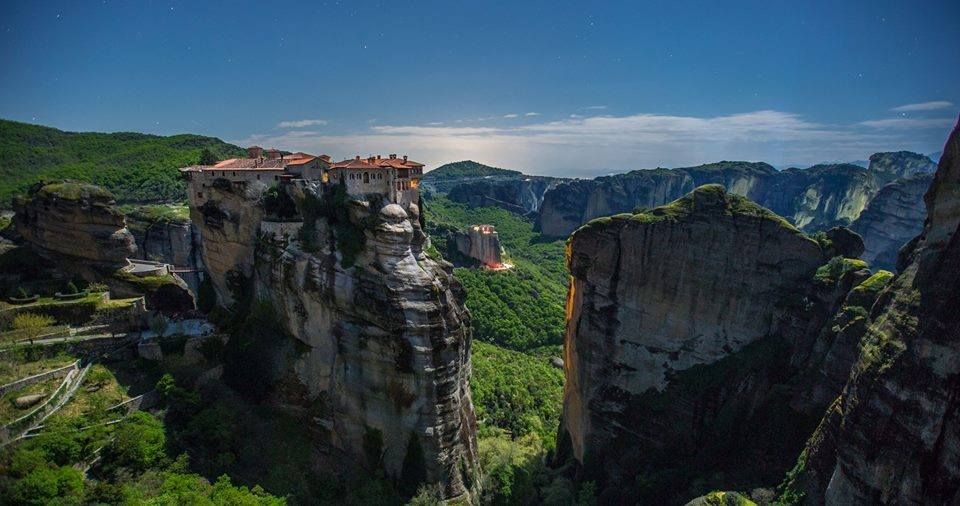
(557, 184), (857, 503)
(188, 181), (479, 500)
(784, 117), (960, 504)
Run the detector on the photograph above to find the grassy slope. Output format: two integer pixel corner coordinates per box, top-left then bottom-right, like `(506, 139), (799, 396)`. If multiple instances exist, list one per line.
(423, 195), (568, 351)
(0, 118), (244, 206)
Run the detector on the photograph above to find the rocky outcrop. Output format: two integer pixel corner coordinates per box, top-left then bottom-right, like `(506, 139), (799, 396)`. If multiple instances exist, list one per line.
(556, 185), (882, 503)
(188, 181), (479, 500)
(454, 224), (503, 267)
(868, 151), (938, 178)
(127, 216), (205, 293)
(850, 173), (934, 271)
(12, 181), (137, 266)
(780, 118), (960, 504)
(447, 176), (562, 214)
(537, 162), (890, 237)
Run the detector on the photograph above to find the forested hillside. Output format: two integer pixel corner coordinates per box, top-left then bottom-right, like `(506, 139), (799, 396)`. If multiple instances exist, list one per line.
(422, 160), (522, 181)
(0, 119), (244, 206)
(423, 195), (567, 352)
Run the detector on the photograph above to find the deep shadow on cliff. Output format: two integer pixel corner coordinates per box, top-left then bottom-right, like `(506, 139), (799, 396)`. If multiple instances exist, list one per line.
(554, 183), (896, 504)
(775, 117), (960, 504)
(187, 179), (480, 501)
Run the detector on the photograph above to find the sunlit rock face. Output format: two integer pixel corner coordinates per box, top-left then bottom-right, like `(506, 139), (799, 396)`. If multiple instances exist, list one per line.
(850, 173), (934, 271)
(189, 182), (479, 500)
(536, 159), (935, 238)
(127, 218), (206, 292)
(868, 150), (938, 178)
(454, 224), (503, 267)
(787, 118), (960, 505)
(447, 176), (562, 214)
(13, 181), (137, 266)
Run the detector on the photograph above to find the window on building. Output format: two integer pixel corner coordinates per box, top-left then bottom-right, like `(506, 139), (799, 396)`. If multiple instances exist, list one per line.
(197, 192), (203, 198)
(363, 172), (370, 184)
(256, 175), (260, 180)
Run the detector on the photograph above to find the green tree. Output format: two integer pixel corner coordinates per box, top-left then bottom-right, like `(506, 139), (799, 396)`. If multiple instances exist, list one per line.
(199, 148), (218, 166)
(9, 466), (84, 506)
(104, 411), (167, 472)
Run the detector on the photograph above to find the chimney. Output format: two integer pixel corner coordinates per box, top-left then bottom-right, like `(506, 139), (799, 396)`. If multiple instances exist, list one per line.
(248, 146), (263, 159)
(376, 155), (381, 160)
(355, 155), (361, 161)
(266, 148), (281, 160)
(403, 155), (408, 162)
(390, 154), (397, 159)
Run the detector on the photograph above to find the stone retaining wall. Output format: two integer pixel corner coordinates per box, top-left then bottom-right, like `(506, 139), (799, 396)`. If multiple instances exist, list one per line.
(0, 361), (79, 396)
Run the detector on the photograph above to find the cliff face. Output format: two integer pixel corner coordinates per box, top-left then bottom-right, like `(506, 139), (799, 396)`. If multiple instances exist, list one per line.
(189, 182), (479, 499)
(868, 150), (938, 178)
(447, 176), (562, 215)
(557, 185), (882, 503)
(127, 217), (205, 292)
(850, 173), (934, 271)
(538, 162), (888, 237)
(454, 225), (503, 267)
(12, 182), (137, 266)
(783, 119), (960, 504)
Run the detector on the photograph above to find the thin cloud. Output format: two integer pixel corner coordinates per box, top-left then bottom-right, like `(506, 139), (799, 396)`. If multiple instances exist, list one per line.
(860, 117), (956, 129)
(525, 112), (540, 117)
(584, 105), (607, 110)
(503, 114), (519, 119)
(277, 119), (328, 128)
(890, 101), (954, 112)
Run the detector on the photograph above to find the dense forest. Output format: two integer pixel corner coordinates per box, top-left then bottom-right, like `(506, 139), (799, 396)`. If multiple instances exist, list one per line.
(423, 195), (567, 352)
(420, 160), (522, 181)
(0, 119), (245, 206)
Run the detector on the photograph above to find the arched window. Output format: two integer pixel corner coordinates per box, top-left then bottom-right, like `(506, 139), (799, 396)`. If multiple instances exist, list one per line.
(363, 172), (370, 184)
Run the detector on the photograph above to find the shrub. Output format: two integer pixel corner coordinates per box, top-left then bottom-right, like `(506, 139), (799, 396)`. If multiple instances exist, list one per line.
(9, 466), (84, 505)
(65, 282), (79, 295)
(17, 287), (29, 299)
(104, 412), (167, 472)
(11, 313), (56, 340)
(87, 282), (109, 293)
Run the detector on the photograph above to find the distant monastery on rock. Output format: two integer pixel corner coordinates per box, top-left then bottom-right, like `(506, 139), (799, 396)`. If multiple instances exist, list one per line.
(180, 146), (424, 206)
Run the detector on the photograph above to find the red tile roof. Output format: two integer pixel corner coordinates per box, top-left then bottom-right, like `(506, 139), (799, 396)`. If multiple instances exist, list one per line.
(330, 155), (424, 169)
(212, 158), (286, 170)
(284, 156), (317, 166)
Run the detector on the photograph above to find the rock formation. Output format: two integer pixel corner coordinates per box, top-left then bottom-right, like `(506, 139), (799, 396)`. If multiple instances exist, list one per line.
(779, 118), (960, 504)
(188, 181), (479, 500)
(447, 177), (562, 215)
(12, 181), (137, 266)
(850, 173), (934, 271)
(533, 158), (939, 237)
(868, 150), (938, 178)
(454, 224), (503, 267)
(556, 185), (883, 503)
(127, 215), (205, 293)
